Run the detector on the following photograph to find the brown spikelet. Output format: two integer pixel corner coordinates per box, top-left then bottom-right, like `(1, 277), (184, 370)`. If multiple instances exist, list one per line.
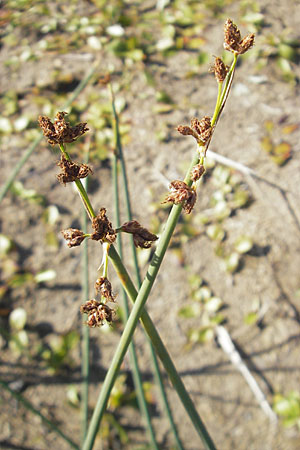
(224, 19), (255, 55)
(95, 277), (115, 302)
(91, 208), (116, 243)
(38, 111), (89, 145)
(61, 228), (86, 247)
(56, 155), (92, 185)
(210, 57), (228, 83)
(190, 164), (205, 182)
(118, 220), (158, 249)
(164, 180), (197, 214)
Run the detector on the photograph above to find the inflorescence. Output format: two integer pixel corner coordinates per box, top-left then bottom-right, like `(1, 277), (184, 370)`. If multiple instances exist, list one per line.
(39, 18), (254, 324)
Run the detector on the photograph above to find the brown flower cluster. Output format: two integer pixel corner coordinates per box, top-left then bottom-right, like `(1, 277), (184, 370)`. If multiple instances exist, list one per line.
(38, 111), (89, 145)
(61, 228), (86, 248)
(80, 300), (114, 327)
(224, 19), (255, 55)
(210, 57), (228, 83)
(190, 163), (205, 182)
(95, 276), (115, 302)
(91, 208), (117, 244)
(164, 180), (197, 214)
(177, 116), (212, 146)
(118, 220), (158, 249)
(57, 155), (92, 185)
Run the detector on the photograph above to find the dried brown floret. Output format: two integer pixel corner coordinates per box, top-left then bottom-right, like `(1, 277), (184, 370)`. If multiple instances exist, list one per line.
(224, 19), (255, 55)
(164, 180), (197, 214)
(38, 111), (89, 145)
(95, 277), (115, 302)
(61, 228), (86, 247)
(119, 220), (158, 249)
(80, 299), (101, 314)
(57, 155), (92, 185)
(91, 208), (116, 244)
(190, 163), (205, 182)
(210, 57), (228, 83)
(80, 300), (114, 327)
(238, 33), (255, 54)
(177, 116), (212, 146)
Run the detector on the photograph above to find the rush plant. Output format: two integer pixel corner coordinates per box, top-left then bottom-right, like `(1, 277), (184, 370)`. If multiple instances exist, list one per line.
(38, 19), (254, 450)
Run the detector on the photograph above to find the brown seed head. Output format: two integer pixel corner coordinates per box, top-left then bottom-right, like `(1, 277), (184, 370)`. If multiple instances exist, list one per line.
(38, 111), (89, 145)
(61, 228), (86, 247)
(164, 180), (197, 214)
(80, 299), (101, 314)
(191, 164), (205, 182)
(95, 277), (115, 302)
(83, 302), (114, 327)
(119, 220), (158, 249)
(210, 57), (228, 83)
(238, 33), (255, 54)
(224, 18), (255, 55)
(56, 155), (92, 185)
(177, 117), (212, 145)
(91, 208), (116, 244)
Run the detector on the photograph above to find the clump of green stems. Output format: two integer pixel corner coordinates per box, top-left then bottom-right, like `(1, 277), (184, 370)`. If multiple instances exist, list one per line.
(37, 19), (254, 450)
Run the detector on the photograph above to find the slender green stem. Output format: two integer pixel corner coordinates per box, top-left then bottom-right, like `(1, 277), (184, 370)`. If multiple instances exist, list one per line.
(0, 378), (79, 449)
(112, 147), (159, 450)
(0, 60), (100, 204)
(211, 82), (223, 125)
(59, 144), (96, 220)
(82, 151), (216, 450)
(110, 82), (184, 449)
(81, 174), (90, 444)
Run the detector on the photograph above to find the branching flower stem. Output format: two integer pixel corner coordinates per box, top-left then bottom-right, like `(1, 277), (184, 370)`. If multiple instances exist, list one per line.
(61, 54), (238, 450)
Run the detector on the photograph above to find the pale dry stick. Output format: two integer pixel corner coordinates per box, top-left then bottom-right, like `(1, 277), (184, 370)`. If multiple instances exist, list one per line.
(216, 325), (277, 423)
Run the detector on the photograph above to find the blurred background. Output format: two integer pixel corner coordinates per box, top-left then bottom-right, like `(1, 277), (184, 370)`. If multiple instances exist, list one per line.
(1, 0), (300, 449)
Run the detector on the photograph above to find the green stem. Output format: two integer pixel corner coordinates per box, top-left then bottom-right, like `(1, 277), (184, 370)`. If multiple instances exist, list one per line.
(0, 60), (100, 204)
(81, 174), (90, 444)
(112, 147), (159, 450)
(0, 378), (79, 449)
(59, 144), (96, 220)
(109, 82), (183, 449)
(82, 152), (216, 450)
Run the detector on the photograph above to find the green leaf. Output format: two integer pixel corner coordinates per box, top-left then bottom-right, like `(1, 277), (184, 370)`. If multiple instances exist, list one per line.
(234, 236), (253, 254)
(178, 303), (201, 318)
(206, 224), (225, 242)
(9, 308), (27, 331)
(204, 297), (223, 313)
(261, 135), (273, 153)
(244, 311), (258, 325)
(35, 269), (56, 283)
(187, 327), (214, 344)
(224, 252), (240, 273)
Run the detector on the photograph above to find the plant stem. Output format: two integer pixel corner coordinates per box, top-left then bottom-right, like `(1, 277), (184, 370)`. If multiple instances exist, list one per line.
(59, 144), (95, 220)
(109, 82), (184, 449)
(0, 60), (100, 205)
(0, 378), (79, 449)
(112, 136), (159, 450)
(82, 151), (216, 450)
(81, 174), (90, 444)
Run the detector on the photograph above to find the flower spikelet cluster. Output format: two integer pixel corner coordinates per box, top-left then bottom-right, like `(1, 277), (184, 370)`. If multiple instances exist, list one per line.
(119, 220), (158, 249)
(91, 208), (117, 243)
(61, 228), (86, 247)
(177, 116), (212, 146)
(38, 111), (89, 145)
(57, 155), (92, 184)
(164, 180), (197, 214)
(80, 300), (114, 327)
(224, 19), (255, 54)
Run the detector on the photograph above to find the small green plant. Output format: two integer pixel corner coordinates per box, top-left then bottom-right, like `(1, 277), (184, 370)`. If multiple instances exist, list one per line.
(273, 391), (300, 429)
